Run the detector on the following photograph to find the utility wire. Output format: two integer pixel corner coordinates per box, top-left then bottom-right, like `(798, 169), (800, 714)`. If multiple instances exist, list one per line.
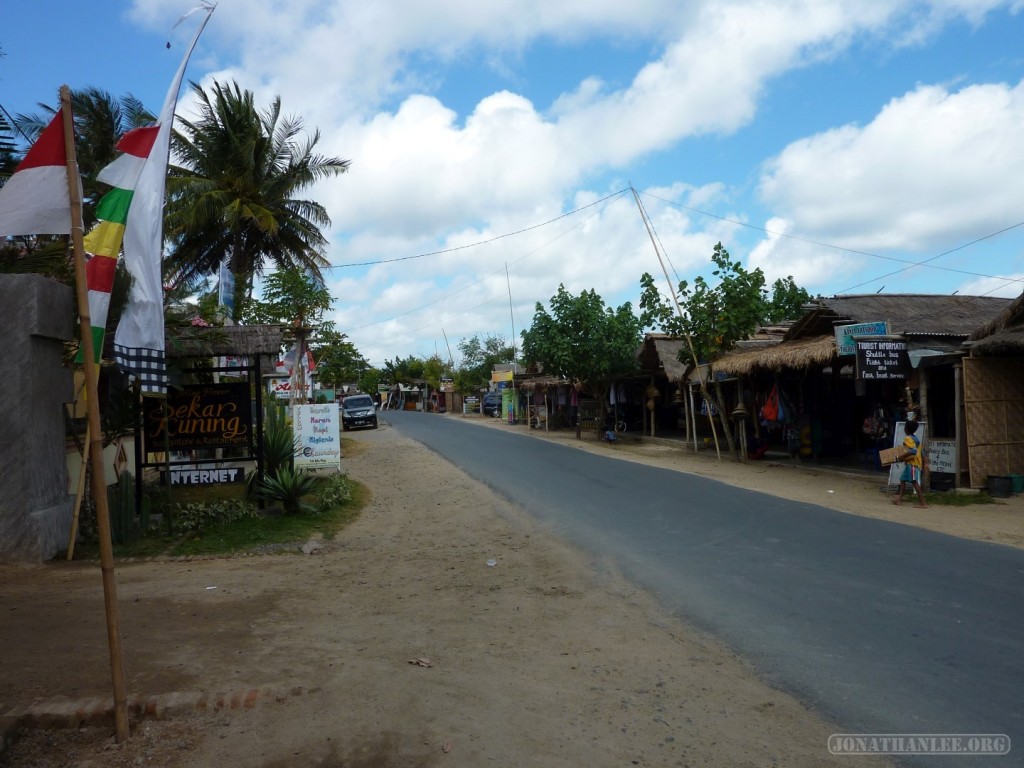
(838, 221), (1024, 293)
(328, 188), (630, 269)
(340, 190), (630, 334)
(639, 189), (1024, 288)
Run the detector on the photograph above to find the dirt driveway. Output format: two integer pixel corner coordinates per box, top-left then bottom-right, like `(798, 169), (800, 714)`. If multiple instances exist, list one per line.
(4, 415), (1021, 767)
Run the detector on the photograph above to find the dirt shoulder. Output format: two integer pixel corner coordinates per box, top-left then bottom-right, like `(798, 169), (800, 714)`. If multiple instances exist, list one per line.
(4, 412), (1009, 767)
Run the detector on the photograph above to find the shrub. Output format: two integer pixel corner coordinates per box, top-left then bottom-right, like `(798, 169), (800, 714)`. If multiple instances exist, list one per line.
(317, 473), (354, 513)
(256, 466), (320, 515)
(173, 499), (260, 532)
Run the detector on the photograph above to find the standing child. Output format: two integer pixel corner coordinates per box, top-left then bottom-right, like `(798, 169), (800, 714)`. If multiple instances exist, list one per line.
(892, 420), (927, 508)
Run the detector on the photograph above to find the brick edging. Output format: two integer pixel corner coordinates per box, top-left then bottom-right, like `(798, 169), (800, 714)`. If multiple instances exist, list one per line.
(0, 685), (310, 743)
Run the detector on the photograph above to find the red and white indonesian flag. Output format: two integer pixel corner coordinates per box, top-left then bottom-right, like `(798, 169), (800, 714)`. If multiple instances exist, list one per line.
(0, 110), (72, 236)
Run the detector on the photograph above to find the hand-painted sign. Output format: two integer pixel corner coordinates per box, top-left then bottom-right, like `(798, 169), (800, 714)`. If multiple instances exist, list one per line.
(855, 338), (909, 380)
(144, 383), (251, 451)
(926, 439), (956, 474)
(835, 321), (888, 356)
(293, 403), (341, 470)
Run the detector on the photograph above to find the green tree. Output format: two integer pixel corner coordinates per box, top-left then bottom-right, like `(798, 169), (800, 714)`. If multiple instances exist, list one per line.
(520, 285), (644, 424)
(766, 276), (812, 323)
(242, 268), (333, 404)
(454, 333), (513, 394)
(165, 80), (350, 315)
(381, 355), (426, 385)
(312, 327), (369, 391)
(640, 243), (766, 366)
(422, 354), (451, 390)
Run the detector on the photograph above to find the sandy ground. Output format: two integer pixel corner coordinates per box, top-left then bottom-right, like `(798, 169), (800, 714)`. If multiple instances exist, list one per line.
(2, 413), (1021, 767)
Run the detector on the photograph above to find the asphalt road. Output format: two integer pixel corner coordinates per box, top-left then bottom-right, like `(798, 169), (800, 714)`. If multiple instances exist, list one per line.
(381, 410), (1023, 766)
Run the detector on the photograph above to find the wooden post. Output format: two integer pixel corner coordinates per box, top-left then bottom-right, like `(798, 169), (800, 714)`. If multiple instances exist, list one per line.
(954, 362), (963, 488)
(630, 187), (721, 459)
(61, 86), (129, 742)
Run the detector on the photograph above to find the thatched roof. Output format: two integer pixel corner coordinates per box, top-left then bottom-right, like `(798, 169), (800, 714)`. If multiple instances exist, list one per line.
(969, 291), (1024, 341)
(713, 334), (836, 376)
(787, 294), (1011, 339)
(167, 324), (284, 359)
(636, 335), (690, 382)
(969, 326), (1024, 355)
(518, 375), (570, 392)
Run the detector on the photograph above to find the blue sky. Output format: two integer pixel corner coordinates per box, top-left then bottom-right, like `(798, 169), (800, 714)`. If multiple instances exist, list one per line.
(3, 0), (1024, 366)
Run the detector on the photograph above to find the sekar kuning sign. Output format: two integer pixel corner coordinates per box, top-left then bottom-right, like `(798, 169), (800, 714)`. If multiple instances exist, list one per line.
(143, 383), (252, 452)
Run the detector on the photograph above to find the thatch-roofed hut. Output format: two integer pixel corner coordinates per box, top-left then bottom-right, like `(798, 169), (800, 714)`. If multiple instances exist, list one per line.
(636, 334), (689, 382)
(956, 292), (1024, 486)
(166, 324), (283, 359)
(714, 335), (836, 376)
(967, 291), (1024, 355)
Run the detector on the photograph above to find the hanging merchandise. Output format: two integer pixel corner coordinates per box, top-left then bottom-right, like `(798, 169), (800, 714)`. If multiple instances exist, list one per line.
(760, 384), (781, 423)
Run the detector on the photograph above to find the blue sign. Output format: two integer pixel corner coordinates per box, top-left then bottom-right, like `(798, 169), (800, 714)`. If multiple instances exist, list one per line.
(835, 321), (888, 356)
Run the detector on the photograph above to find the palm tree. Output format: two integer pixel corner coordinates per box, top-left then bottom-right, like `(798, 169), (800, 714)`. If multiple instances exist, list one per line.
(165, 81), (350, 315)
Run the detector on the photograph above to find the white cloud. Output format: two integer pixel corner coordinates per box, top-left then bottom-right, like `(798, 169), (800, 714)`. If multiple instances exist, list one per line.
(126, 0), (1024, 362)
(954, 273), (1024, 298)
(758, 79), (1024, 252)
(748, 218), (855, 291)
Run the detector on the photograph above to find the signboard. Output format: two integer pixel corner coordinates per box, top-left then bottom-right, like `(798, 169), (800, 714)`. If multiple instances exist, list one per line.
(293, 403), (341, 470)
(835, 321), (888, 356)
(491, 370), (513, 382)
(855, 338), (909, 381)
(144, 383), (251, 452)
(887, 421), (927, 487)
(926, 439), (956, 474)
(165, 467), (246, 486)
(268, 377), (314, 401)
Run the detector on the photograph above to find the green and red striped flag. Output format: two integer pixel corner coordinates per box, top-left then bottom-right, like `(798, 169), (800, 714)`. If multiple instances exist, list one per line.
(75, 126), (160, 363)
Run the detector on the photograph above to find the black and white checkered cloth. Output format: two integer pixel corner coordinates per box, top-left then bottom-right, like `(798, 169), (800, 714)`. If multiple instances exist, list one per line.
(114, 344), (168, 395)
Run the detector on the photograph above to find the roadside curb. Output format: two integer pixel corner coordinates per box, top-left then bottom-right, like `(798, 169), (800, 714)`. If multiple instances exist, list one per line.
(0, 685), (311, 745)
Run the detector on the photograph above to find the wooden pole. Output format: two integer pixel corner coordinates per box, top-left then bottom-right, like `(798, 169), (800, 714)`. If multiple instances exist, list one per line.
(60, 85), (129, 742)
(630, 187), (721, 460)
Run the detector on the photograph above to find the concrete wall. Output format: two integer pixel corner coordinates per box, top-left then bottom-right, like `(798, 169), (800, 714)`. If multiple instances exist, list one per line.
(0, 274), (75, 562)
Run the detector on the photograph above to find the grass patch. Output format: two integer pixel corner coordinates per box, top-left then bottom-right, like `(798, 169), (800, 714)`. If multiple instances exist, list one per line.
(341, 436), (367, 458)
(925, 491), (999, 507)
(73, 476), (370, 560)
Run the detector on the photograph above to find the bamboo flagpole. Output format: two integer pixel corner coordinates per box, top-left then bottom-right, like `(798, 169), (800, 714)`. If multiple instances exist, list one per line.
(60, 85), (130, 742)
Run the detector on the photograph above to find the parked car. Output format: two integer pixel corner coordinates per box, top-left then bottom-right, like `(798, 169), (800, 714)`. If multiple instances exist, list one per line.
(481, 391), (504, 417)
(340, 394), (378, 430)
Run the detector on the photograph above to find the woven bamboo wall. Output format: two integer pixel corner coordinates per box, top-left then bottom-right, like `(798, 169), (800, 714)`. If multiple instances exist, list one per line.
(964, 357), (1024, 487)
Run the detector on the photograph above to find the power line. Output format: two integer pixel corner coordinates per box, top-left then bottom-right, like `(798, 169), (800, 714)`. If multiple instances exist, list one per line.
(340, 190), (631, 334)
(838, 221), (1024, 293)
(328, 188), (630, 269)
(639, 189), (1024, 287)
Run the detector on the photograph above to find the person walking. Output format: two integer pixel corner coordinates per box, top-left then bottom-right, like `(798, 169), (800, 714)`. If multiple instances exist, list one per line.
(891, 420), (927, 508)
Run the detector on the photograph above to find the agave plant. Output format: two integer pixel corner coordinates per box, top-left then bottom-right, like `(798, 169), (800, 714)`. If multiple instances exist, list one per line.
(256, 466), (320, 515)
(262, 404), (298, 477)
